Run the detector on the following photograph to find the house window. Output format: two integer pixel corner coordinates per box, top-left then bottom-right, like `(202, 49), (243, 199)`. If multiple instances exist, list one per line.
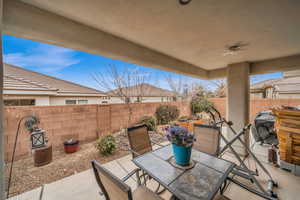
(78, 100), (88, 104)
(4, 99), (35, 106)
(65, 100), (77, 105)
(100, 96), (111, 100)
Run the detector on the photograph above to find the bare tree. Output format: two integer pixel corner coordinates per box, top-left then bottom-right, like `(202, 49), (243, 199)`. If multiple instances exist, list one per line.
(210, 79), (226, 98)
(189, 84), (213, 99)
(165, 74), (188, 101)
(165, 74), (216, 101)
(92, 65), (152, 127)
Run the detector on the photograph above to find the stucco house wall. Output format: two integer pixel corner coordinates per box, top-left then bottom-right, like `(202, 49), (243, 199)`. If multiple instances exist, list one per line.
(110, 96), (174, 104)
(49, 96), (103, 105)
(3, 95), (50, 106)
(278, 93), (300, 99)
(251, 70), (300, 99)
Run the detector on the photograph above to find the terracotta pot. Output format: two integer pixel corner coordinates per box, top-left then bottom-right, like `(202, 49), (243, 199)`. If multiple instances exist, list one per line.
(64, 140), (79, 153)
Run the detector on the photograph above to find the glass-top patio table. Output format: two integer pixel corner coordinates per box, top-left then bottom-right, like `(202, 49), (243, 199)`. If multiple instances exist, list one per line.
(132, 145), (235, 200)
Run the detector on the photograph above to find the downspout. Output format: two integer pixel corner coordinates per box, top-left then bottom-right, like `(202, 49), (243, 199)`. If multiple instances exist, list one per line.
(0, 0), (5, 199)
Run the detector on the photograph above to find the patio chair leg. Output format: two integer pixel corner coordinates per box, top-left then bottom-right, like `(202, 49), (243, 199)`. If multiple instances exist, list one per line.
(154, 183), (166, 195)
(136, 169), (141, 186)
(170, 195), (180, 200)
(220, 179), (228, 195)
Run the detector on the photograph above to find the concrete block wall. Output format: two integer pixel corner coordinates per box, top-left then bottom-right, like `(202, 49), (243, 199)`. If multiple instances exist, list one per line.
(4, 99), (300, 161)
(210, 98), (300, 121)
(4, 101), (191, 161)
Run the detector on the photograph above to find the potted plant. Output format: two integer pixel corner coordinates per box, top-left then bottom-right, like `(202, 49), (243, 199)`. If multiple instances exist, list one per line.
(166, 126), (195, 166)
(64, 138), (79, 153)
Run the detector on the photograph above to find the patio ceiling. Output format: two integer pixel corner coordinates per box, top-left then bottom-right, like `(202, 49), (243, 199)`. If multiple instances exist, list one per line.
(3, 0), (300, 79)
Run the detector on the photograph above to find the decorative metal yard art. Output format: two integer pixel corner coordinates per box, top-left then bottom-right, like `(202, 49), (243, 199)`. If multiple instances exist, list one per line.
(6, 115), (47, 198)
(24, 115), (46, 149)
(30, 129), (46, 149)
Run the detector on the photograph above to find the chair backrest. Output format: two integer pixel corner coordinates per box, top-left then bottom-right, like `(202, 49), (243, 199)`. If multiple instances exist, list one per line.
(127, 124), (152, 158)
(193, 124), (221, 156)
(91, 160), (132, 200)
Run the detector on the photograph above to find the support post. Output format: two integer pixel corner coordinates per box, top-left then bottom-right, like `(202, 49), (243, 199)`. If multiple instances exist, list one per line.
(0, 0), (4, 199)
(226, 62), (250, 156)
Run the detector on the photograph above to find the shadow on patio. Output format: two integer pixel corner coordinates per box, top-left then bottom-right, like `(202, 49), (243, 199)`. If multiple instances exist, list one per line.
(8, 141), (300, 200)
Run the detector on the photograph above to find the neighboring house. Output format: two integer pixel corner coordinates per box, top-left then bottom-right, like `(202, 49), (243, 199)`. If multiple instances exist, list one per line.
(107, 83), (178, 103)
(3, 64), (107, 106)
(251, 70), (300, 99)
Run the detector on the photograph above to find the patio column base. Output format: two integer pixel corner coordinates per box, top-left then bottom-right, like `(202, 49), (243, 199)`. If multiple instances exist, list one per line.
(226, 62), (250, 157)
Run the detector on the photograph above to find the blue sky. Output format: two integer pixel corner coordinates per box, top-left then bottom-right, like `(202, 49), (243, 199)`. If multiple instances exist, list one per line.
(2, 34), (282, 91)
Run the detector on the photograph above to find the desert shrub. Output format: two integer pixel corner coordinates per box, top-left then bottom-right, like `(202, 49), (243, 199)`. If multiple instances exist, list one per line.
(155, 104), (180, 125)
(191, 97), (213, 114)
(139, 116), (157, 131)
(95, 134), (116, 156)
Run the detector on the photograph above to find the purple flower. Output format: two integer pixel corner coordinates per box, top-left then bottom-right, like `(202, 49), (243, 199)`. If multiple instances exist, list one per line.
(165, 126), (194, 147)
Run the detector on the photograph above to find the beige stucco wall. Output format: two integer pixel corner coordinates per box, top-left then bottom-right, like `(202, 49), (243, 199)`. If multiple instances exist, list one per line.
(3, 95), (106, 106)
(250, 92), (300, 99)
(109, 97), (124, 104)
(49, 96), (102, 105)
(141, 96), (173, 102)
(3, 95), (50, 105)
(3, 95), (176, 106)
(278, 93), (300, 99)
(110, 96), (173, 104)
(250, 93), (263, 99)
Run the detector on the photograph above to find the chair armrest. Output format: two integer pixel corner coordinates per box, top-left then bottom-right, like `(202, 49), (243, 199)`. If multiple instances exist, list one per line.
(122, 168), (142, 186)
(128, 148), (141, 157)
(150, 140), (165, 147)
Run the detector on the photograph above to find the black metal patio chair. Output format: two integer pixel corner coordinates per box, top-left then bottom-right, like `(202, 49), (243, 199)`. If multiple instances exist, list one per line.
(91, 160), (163, 200)
(127, 124), (166, 194)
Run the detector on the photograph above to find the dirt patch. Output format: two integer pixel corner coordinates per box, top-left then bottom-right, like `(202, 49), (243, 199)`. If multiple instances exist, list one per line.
(5, 131), (167, 197)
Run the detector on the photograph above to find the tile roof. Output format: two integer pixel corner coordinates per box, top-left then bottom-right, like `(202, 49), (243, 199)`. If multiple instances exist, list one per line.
(4, 64), (105, 96)
(251, 78), (281, 90)
(251, 72), (300, 93)
(108, 83), (176, 97)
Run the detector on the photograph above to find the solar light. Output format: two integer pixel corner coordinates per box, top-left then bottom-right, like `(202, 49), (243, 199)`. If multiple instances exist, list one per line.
(179, 0), (192, 5)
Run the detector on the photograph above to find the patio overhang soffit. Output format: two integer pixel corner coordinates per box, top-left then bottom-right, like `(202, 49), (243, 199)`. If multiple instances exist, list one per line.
(3, 0), (300, 80)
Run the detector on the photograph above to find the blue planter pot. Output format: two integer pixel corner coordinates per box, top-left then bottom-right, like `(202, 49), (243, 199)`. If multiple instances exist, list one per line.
(172, 144), (192, 166)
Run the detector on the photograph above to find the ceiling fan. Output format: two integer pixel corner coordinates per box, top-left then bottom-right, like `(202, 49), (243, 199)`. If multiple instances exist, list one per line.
(179, 0), (192, 5)
(223, 42), (249, 56)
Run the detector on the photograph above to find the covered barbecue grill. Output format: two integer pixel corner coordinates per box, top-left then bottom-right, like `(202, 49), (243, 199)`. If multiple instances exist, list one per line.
(251, 110), (278, 146)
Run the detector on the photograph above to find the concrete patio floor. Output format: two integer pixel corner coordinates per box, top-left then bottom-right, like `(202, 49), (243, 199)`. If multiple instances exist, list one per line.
(8, 142), (300, 200)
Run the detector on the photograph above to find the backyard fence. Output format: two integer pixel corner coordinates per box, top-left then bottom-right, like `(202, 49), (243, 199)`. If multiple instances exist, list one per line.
(4, 98), (300, 161)
(4, 101), (191, 161)
(210, 98), (300, 121)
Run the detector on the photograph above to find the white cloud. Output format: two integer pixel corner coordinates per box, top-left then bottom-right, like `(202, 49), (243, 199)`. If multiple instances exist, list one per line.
(4, 44), (80, 72)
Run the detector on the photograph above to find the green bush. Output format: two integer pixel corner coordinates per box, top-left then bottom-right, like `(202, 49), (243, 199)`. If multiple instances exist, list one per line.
(139, 116), (157, 131)
(95, 134), (116, 156)
(155, 104), (180, 125)
(191, 97), (213, 114)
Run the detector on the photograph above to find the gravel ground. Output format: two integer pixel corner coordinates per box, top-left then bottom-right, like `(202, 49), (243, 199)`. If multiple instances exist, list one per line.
(5, 131), (167, 197)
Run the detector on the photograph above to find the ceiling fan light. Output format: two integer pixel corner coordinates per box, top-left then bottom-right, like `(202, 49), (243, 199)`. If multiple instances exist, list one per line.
(179, 0), (192, 5)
